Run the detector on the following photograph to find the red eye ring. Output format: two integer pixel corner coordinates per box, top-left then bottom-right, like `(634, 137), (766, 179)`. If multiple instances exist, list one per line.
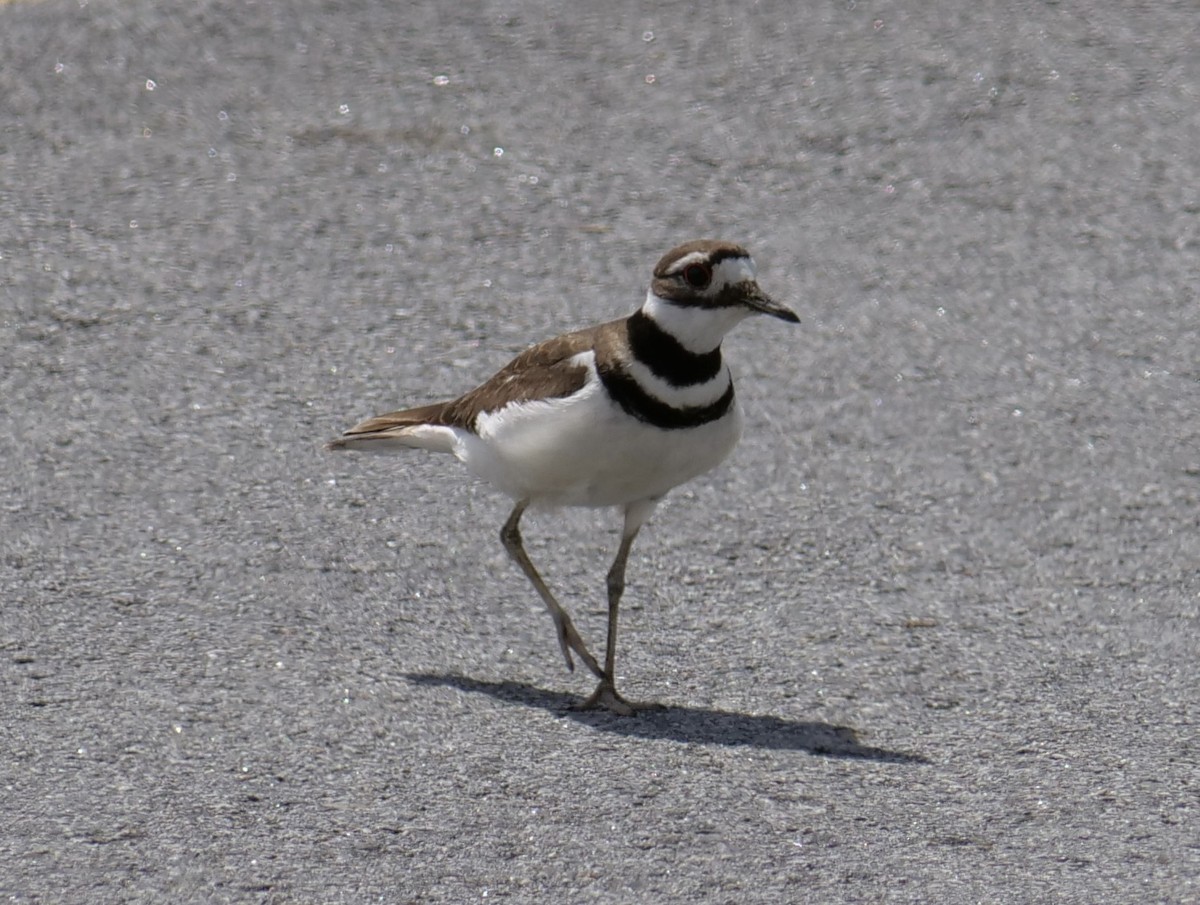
(681, 262), (712, 289)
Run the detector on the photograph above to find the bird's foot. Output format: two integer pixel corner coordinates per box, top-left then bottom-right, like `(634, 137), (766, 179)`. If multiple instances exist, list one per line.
(572, 681), (663, 716)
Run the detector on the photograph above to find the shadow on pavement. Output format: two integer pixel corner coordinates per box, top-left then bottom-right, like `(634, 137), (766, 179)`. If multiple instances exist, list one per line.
(404, 672), (929, 764)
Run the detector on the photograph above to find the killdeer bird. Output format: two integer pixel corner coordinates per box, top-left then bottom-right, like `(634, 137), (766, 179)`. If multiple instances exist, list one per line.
(329, 240), (798, 714)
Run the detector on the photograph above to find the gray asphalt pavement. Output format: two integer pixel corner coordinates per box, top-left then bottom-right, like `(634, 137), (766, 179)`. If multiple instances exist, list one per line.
(2, 0), (1198, 901)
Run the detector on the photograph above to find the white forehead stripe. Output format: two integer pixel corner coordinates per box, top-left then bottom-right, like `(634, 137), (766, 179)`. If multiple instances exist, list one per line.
(663, 250), (714, 275)
(664, 253), (757, 290)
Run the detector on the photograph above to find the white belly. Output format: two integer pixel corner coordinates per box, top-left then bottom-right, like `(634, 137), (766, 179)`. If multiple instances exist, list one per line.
(459, 377), (743, 508)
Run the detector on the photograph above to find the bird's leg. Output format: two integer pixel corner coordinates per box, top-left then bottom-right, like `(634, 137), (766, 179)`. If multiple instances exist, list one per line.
(576, 501), (664, 715)
(500, 501), (604, 679)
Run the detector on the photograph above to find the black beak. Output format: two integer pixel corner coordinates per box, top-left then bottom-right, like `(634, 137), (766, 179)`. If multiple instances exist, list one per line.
(739, 282), (800, 323)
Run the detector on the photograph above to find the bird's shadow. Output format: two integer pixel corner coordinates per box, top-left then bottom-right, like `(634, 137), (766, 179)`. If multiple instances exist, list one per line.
(403, 672), (928, 764)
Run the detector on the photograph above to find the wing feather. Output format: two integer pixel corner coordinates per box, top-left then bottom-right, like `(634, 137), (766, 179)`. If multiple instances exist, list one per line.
(328, 322), (614, 450)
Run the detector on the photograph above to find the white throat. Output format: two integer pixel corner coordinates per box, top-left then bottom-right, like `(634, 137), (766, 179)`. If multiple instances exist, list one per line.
(641, 290), (752, 354)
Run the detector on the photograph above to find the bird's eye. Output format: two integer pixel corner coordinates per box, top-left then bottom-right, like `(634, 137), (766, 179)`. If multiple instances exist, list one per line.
(681, 262), (712, 289)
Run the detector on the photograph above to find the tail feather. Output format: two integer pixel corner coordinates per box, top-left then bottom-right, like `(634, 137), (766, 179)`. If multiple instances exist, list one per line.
(327, 401), (458, 454)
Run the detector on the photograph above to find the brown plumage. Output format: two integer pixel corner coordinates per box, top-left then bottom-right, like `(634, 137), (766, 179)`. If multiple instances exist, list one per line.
(328, 239), (798, 714)
(329, 327), (606, 444)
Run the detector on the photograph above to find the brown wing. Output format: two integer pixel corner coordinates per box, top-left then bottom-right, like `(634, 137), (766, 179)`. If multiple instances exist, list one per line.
(335, 402), (453, 439)
(332, 322), (612, 447)
(437, 324), (607, 430)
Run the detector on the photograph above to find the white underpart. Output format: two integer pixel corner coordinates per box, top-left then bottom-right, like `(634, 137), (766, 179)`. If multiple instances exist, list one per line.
(462, 350), (742, 509)
(362, 269), (756, 510)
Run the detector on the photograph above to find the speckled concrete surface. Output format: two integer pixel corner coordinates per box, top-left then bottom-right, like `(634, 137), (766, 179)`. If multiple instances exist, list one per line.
(2, 1), (1197, 901)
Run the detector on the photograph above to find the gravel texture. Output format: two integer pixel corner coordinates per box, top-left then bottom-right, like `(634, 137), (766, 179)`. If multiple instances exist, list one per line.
(2, 0), (1197, 902)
